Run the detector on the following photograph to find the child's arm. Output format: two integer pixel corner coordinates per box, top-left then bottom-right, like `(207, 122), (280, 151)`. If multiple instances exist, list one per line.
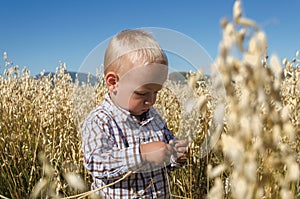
(139, 139), (188, 169)
(139, 141), (174, 166)
(81, 117), (143, 180)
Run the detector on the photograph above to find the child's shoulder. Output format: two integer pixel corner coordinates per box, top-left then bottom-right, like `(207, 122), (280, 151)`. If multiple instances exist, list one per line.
(84, 103), (114, 124)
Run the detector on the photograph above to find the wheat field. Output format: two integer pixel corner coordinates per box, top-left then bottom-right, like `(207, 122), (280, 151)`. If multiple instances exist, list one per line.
(0, 1), (299, 198)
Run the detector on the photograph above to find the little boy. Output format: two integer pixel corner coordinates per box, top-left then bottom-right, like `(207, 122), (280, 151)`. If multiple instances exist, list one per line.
(81, 29), (188, 198)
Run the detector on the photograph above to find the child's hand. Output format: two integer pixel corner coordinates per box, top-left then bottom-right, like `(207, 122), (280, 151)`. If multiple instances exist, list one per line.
(169, 139), (189, 163)
(140, 141), (173, 166)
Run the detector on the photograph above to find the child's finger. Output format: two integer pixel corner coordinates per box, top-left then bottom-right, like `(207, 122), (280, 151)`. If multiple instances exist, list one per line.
(166, 143), (175, 155)
(174, 139), (188, 147)
(169, 137), (179, 147)
(175, 146), (187, 154)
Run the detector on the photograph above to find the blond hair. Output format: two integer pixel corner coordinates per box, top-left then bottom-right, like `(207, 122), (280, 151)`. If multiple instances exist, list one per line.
(104, 29), (168, 75)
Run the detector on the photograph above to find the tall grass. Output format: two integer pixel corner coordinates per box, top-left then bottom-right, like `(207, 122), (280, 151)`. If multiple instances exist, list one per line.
(0, 0), (299, 198)
(206, 1), (299, 198)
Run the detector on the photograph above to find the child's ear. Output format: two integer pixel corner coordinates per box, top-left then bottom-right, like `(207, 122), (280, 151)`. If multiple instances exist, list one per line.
(105, 72), (119, 92)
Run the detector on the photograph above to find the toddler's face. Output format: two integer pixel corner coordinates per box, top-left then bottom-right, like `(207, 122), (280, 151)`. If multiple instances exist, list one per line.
(113, 64), (167, 116)
(128, 83), (162, 116)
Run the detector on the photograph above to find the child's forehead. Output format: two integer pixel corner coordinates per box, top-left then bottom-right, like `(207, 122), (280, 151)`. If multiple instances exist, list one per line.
(118, 63), (168, 89)
(122, 63), (167, 78)
(135, 83), (163, 91)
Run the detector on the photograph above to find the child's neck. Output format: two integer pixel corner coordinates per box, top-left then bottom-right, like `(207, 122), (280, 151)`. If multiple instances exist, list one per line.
(132, 112), (145, 122)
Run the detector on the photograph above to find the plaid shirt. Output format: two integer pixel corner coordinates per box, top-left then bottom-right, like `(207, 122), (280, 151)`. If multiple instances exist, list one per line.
(81, 93), (175, 198)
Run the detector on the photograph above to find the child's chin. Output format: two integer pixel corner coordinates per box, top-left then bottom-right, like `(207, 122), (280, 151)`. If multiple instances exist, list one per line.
(132, 110), (148, 116)
(141, 109), (149, 114)
(137, 111), (146, 115)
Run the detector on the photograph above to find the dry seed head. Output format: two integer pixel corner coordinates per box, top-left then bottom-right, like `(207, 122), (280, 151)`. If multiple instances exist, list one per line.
(239, 89), (250, 109)
(244, 160), (257, 183)
(223, 23), (236, 49)
(278, 142), (289, 154)
(196, 95), (207, 111)
(231, 173), (247, 199)
(237, 17), (256, 27)
(219, 43), (227, 59)
(64, 172), (86, 191)
(195, 69), (204, 81)
(8, 67), (14, 74)
(213, 104), (225, 129)
(252, 115), (263, 136)
(248, 31), (267, 56)
(187, 72), (196, 89)
(240, 117), (252, 139)
(206, 178), (224, 199)
(221, 134), (244, 163)
(286, 159), (299, 182)
(220, 17), (229, 29)
(257, 87), (265, 103)
(233, 0), (242, 22)
(184, 98), (197, 114)
(280, 106), (290, 122)
(282, 58), (288, 66)
(270, 55), (283, 79)
(14, 65), (19, 71)
(31, 179), (48, 198)
(207, 164), (227, 179)
(283, 123), (295, 141)
(236, 29), (246, 51)
(280, 189), (295, 199)
(3, 51), (7, 61)
(272, 125), (281, 144)
(244, 53), (261, 69)
(256, 188), (264, 198)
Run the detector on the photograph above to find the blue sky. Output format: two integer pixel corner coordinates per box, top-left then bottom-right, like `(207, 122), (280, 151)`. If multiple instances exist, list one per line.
(0, 0), (299, 75)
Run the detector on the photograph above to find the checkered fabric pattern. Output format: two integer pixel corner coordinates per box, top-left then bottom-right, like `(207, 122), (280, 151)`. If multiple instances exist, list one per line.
(81, 93), (175, 198)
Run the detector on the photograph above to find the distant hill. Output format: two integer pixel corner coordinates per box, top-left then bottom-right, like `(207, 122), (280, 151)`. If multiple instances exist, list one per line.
(34, 71), (210, 86)
(168, 71), (189, 83)
(34, 71), (100, 86)
(168, 71), (210, 83)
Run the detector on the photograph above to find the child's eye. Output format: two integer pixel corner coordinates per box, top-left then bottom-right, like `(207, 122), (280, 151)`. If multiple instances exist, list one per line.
(134, 91), (147, 96)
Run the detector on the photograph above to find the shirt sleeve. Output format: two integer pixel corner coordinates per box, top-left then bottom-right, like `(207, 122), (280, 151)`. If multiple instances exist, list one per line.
(81, 113), (143, 180)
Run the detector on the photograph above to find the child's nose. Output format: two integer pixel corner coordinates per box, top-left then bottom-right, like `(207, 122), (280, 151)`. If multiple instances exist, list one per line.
(145, 94), (156, 105)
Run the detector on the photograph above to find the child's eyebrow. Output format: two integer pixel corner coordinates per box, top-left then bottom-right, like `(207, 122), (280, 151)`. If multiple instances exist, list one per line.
(145, 84), (163, 90)
(135, 88), (161, 93)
